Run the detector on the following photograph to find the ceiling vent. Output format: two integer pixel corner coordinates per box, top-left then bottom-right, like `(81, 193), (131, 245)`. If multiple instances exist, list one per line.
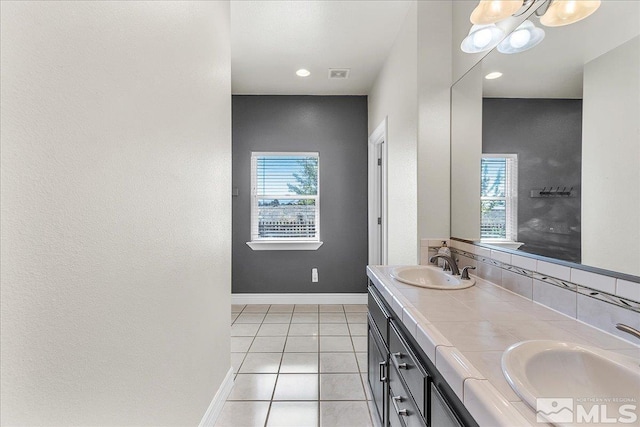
(328, 68), (350, 79)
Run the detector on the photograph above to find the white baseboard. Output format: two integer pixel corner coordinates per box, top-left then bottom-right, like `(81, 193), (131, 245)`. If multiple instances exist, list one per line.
(231, 293), (367, 305)
(199, 367), (234, 427)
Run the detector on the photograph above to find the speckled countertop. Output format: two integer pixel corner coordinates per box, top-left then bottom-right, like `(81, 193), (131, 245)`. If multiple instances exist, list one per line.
(366, 265), (640, 427)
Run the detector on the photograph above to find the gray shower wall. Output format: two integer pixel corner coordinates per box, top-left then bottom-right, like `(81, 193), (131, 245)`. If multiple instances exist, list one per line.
(482, 98), (582, 263)
(232, 96), (369, 294)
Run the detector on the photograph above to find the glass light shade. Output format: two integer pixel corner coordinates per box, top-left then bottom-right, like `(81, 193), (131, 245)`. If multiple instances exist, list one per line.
(540, 0), (601, 27)
(470, 0), (524, 25)
(461, 24), (506, 53)
(497, 20), (545, 54)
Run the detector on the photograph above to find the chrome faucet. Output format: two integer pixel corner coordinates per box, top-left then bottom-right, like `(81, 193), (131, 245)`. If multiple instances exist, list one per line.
(429, 254), (460, 276)
(616, 323), (640, 341)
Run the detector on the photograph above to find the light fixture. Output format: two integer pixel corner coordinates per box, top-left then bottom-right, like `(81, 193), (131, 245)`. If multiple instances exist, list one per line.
(296, 69), (311, 77)
(497, 20), (545, 54)
(539, 0), (601, 27)
(461, 24), (505, 53)
(470, 0), (524, 25)
(485, 72), (503, 79)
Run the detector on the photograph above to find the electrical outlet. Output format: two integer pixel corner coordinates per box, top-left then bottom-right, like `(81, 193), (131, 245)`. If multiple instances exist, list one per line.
(312, 268), (318, 283)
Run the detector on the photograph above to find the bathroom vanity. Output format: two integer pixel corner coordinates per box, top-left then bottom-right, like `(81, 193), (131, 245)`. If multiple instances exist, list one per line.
(367, 282), (477, 427)
(366, 265), (640, 427)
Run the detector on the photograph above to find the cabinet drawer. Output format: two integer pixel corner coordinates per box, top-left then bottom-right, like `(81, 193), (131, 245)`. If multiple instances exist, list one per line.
(368, 285), (389, 347)
(389, 365), (427, 427)
(388, 391), (404, 427)
(389, 322), (428, 417)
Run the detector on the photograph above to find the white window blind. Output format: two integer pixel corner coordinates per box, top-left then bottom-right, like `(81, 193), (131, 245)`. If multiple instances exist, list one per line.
(251, 152), (319, 242)
(481, 154), (518, 241)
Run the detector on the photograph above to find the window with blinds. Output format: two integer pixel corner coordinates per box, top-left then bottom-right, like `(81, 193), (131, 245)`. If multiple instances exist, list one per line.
(251, 152), (319, 241)
(480, 154), (518, 241)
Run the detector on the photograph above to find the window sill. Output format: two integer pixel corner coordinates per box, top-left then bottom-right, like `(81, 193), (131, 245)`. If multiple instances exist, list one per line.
(246, 241), (324, 251)
(480, 240), (524, 250)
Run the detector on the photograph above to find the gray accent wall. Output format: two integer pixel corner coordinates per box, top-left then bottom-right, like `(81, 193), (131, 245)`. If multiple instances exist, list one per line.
(483, 98), (582, 263)
(232, 96), (369, 294)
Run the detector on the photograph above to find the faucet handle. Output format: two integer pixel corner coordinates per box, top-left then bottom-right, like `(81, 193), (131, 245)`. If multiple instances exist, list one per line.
(616, 323), (640, 340)
(461, 266), (476, 280)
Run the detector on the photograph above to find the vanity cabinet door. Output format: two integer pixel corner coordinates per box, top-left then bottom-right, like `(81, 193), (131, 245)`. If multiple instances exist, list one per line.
(368, 318), (388, 425)
(430, 383), (463, 427)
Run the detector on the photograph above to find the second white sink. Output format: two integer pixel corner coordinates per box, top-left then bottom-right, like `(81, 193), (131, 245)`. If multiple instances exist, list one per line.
(502, 340), (640, 426)
(391, 265), (475, 290)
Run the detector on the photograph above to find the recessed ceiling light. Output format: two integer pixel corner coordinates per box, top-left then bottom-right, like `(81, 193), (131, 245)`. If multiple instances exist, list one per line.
(485, 72), (503, 80)
(296, 69), (311, 77)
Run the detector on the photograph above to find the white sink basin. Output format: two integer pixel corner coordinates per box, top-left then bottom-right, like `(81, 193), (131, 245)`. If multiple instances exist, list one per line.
(390, 265), (475, 290)
(502, 340), (640, 426)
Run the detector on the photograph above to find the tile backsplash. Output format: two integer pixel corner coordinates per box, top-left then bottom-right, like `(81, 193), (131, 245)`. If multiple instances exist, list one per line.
(420, 238), (640, 342)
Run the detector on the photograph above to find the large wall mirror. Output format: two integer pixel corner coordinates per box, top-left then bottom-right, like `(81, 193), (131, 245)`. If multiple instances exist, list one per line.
(451, 1), (639, 277)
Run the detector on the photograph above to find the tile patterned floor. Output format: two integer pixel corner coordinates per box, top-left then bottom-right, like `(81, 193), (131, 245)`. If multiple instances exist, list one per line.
(216, 304), (373, 427)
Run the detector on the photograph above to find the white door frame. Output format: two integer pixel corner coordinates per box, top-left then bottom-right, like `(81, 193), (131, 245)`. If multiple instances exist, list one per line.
(368, 118), (388, 265)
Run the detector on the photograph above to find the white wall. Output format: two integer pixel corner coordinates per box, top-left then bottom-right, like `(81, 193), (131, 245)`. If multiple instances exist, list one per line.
(0, 2), (232, 425)
(582, 36), (640, 276)
(417, 1), (453, 244)
(368, 3), (419, 265)
(450, 64), (484, 240)
(368, 1), (456, 262)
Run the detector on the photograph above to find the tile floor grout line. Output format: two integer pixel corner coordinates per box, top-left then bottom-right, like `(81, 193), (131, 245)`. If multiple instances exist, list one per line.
(263, 304), (276, 427)
(265, 303), (295, 425)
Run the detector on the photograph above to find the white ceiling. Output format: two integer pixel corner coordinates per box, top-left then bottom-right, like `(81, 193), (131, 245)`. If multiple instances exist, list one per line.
(480, 0), (640, 98)
(230, 0), (412, 95)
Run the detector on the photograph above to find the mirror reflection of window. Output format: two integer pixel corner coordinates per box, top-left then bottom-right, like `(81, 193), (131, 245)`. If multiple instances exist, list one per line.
(450, 1), (639, 275)
(480, 154), (517, 242)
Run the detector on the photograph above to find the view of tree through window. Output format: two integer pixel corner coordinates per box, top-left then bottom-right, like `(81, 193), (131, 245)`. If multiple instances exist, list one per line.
(481, 155), (517, 241)
(252, 153), (319, 240)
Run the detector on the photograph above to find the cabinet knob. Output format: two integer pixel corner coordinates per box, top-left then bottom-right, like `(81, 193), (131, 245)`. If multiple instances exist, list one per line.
(391, 396), (409, 417)
(398, 362), (408, 369)
(392, 352), (403, 358)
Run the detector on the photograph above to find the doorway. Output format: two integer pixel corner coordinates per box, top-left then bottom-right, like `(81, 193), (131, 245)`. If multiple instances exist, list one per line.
(368, 118), (388, 265)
